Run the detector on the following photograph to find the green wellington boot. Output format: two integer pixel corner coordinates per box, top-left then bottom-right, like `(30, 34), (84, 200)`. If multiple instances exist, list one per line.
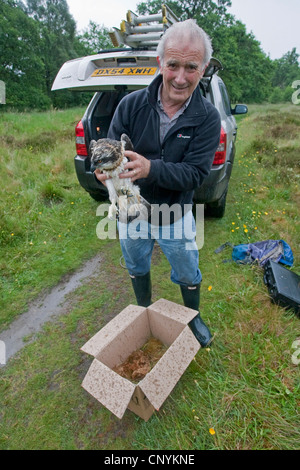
(180, 284), (213, 348)
(130, 272), (152, 307)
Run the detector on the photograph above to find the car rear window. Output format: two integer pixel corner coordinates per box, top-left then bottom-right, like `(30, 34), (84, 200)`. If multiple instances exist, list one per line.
(91, 90), (130, 139)
(219, 82), (232, 116)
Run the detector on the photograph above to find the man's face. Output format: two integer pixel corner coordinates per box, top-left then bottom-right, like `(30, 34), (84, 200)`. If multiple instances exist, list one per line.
(158, 38), (206, 107)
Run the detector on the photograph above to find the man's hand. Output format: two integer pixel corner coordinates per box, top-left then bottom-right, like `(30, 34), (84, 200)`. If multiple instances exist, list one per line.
(94, 169), (109, 186)
(121, 150), (151, 182)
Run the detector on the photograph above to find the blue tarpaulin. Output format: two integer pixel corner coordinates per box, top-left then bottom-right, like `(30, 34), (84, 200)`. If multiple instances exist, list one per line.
(215, 239), (294, 267)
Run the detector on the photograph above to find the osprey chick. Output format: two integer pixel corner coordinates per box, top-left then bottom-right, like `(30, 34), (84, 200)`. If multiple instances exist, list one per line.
(90, 134), (151, 222)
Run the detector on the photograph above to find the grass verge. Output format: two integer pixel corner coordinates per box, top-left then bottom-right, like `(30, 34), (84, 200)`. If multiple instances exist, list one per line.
(0, 108), (106, 329)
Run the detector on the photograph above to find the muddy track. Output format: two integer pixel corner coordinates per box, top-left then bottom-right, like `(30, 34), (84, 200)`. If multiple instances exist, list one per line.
(0, 254), (104, 364)
(0, 243), (164, 367)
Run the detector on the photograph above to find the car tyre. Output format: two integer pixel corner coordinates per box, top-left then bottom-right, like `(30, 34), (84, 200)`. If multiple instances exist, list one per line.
(87, 190), (108, 202)
(205, 189), (228, 218)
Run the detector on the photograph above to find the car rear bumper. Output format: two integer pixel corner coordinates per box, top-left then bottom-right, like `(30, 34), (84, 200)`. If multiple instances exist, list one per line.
(74, 155), (108, 196)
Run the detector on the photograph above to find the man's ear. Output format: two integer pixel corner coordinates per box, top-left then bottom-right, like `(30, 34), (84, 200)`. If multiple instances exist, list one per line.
(157, 56), (163, 72)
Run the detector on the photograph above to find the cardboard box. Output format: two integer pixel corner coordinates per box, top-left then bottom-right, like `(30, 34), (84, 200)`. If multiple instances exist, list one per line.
(81, 298), (200, 421)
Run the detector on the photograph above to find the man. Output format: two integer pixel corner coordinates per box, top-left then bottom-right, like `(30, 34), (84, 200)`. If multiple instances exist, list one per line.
(95, 19), (221, 347)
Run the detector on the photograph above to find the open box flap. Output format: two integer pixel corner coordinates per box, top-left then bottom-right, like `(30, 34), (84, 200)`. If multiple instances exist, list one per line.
(147, 307), (186, 346)
(81, 304), (146, 357)
(149, 298), (198, 325)
(82, 359), (136, 419)
(93, 309), (151, 369)
(139, 327), (200, 411)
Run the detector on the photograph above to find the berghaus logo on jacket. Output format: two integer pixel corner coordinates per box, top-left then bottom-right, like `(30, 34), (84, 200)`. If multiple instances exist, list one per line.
(177, 133), (191, 139)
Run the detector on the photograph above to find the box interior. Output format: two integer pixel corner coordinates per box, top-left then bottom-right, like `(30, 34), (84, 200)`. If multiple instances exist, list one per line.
(97, 308), (186, 370)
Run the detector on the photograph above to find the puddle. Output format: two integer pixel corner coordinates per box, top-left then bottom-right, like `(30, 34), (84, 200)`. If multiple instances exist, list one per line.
(0, 254), (102, 366)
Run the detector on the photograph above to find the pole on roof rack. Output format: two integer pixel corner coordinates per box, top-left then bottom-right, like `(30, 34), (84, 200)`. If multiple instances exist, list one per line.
(109, 4), (179, 49)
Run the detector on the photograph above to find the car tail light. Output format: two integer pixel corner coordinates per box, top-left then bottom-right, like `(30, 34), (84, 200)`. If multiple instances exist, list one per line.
(75, 120), (88, 156)
(213, 127), (226, 165)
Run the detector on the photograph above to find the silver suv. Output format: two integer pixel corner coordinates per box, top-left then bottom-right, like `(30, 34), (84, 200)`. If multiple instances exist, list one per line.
(52, 46), (247, 217)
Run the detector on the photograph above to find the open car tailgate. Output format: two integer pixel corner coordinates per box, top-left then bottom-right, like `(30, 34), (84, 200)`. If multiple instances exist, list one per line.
(51, 50), (159, 92)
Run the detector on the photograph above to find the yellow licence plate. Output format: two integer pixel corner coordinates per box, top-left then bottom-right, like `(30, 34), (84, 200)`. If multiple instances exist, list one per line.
(91, 67), (157, 77)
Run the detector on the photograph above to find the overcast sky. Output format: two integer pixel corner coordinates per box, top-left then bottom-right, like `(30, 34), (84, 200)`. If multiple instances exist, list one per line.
(67, 0), (300, 60)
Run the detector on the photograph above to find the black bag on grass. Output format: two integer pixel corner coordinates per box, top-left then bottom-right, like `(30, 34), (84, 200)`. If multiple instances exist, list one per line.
(263, 260), (300, 315)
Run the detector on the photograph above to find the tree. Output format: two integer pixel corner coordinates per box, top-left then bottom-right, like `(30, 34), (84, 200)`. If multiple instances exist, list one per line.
(272, 48), (300, 89)
(25, 0), (77, 106)
(269, 48), (300, 103)
(137, 0), (233, 29)
(75, 21), (113, 56)
(213, 21), (273, 103)
(0, 0), (50, 109)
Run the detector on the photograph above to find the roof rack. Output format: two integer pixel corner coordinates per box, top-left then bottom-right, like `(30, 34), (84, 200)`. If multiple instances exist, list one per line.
(109, 4), (179, 49)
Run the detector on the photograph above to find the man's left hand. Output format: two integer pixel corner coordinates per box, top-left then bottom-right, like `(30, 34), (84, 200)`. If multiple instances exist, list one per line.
(121, 151), (151, 181)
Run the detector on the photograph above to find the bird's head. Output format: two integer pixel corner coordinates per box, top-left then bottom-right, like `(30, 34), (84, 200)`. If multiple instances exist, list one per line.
(89, 134), (133, 172)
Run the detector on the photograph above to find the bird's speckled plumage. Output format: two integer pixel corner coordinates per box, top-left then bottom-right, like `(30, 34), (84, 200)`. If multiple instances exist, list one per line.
(90, 134), (151, 222)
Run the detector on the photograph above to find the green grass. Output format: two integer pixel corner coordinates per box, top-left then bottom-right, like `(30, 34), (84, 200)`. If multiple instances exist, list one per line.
(0, 107), (107, 328)
(0, 104), (299, 450)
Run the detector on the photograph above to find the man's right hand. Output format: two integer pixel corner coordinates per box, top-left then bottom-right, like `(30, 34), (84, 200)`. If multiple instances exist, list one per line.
(94, 169), (109, 187)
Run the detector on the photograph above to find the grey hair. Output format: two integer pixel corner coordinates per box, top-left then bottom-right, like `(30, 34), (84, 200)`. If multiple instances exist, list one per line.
(157, 19), (213, 70)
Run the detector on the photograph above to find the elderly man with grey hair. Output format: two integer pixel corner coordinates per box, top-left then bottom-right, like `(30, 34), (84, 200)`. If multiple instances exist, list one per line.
(95, 19), (221, 348)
